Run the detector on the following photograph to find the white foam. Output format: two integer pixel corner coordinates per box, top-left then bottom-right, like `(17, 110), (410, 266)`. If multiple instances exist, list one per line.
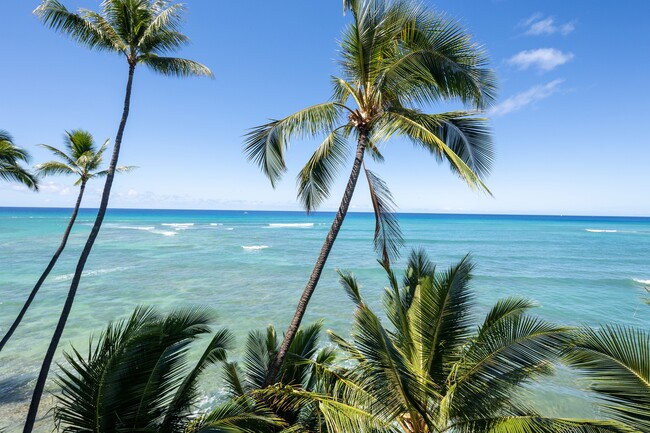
(226, 228), (234, 231)
(210, 223), (223, 226)
(242, 245), (269, 251)
(115, 225), (156, 231)
(633, 279), (650, 285)
(152, 230), (177, 236)
(54, 266), (132, 281)
(161, 223), (194, 231)
(586, 229), (617, 233)
(268, 223), (314, 228)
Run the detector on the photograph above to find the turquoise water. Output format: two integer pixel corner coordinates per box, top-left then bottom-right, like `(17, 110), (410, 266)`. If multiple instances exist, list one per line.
(1, 207), (650, 430)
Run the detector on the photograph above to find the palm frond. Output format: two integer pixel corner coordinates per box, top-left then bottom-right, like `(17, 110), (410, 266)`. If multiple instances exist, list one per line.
(244, 103), (345, 186)
(565, 325), (650, 430)
(363, 167), (403, 267)
(297, 126), (351, 212)
(140, 54), (214, 78)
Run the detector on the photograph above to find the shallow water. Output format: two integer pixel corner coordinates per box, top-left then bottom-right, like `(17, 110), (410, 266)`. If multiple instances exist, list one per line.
(1, 208), (649, 430)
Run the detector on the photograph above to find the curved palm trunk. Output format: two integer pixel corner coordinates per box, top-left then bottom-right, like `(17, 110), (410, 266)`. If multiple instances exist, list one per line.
(264, 130), (368, 386)
(24, 63), (136, 433)
(0, 181), (87, 354)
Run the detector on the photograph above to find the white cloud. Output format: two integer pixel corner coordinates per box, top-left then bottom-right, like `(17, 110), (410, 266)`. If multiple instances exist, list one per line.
(489, 79), (564, 116)
(508, 48), (574, 72)
(520, 13), (575, 36)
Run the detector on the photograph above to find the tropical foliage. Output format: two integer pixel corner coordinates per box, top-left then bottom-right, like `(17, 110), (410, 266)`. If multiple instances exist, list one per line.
(223, 322), (339, 432)
(324, 249), (624, 432)
(27, 1), (213, 428)
(0, 130), (132, 353)
(244, 0), (496, 382)
(566, 322), (650, 432)
(0, 129), (38, 190)
(54, 307), (280, 433)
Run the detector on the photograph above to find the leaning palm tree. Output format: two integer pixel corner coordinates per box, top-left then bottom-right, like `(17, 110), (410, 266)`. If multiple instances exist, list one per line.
(324, 249), (624, 433)
(565, 320), (650, 432)
(28, 1), (212, 430)
(54, 306), (281, 433)
(245, 0), (496, 384)
(0, 130), (132, 354)
(0, 129), (38, 190)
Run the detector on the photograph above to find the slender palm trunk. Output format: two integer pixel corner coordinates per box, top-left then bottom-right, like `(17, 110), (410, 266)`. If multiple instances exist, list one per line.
(24, 63), (136, 433)
(0, 182), (87, 354)
(264, 130), (368, 386)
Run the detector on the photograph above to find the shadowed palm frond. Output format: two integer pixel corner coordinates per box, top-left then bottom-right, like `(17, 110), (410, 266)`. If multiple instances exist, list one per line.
(0, 131), (38, 190)
(565, 325), (650, 431)
(363, 167), (403, 268)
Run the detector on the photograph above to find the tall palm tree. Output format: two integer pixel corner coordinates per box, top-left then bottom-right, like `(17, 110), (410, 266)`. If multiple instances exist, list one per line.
(0, 129), (38, 190)
(245, 0), (496, 384)
(565, 321), (650, 432)
(324, 249), (624, 433)
(54, 306), (281, 433)
(28, 1), (212, 430)
(0, 130), (132, 354)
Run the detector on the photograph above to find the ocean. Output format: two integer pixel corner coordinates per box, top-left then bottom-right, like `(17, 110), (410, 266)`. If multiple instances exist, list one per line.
(1, 207), (649, 430)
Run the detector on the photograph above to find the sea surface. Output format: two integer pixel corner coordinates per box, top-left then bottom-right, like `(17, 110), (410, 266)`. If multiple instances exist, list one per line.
(1, 207), (649, 430)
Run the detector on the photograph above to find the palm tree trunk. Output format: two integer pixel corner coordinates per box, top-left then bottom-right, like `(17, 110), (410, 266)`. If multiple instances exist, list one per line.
(0, 182), (87, 354)
(24, 63), (136, 433)
(264, 129), (368, 387)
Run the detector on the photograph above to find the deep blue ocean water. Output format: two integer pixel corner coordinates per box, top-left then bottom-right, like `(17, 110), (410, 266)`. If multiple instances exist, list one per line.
(1, 207), (649, 430)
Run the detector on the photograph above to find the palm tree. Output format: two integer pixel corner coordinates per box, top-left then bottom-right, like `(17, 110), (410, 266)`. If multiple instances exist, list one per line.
(222, 322), (338, 431)
(0, 130), (132, 354)
(28, 1), (212, 430)
(324, 249), (624, 433)
(54, 306), (281, 433)
(0, 129), (38, 190)
(244, 0), (496, 384)
(565, 322), (650, 432)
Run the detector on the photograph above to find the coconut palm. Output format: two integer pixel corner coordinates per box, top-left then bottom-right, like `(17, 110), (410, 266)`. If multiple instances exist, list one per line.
(565, 323), (650, 432)
(244, 0), (496, 384)
(0, 129), (38, 190)
(324, 249), (624, 433)
(0, 130), (133, 354)
(54, 306), (281, 433)
(28, 1), (212, 429)
(222, 322), (338, 431)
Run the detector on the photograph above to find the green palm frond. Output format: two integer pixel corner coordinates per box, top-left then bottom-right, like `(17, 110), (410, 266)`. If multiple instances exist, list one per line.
(54, 306), (233, 432)
(140, 54), (214, 77)
(451, 415), (633, 433)
(297, 127), (351, 212)
(35, 161), (76, 177)
(565, 325), (650, 430)
(0, 131), (38, 190)
(245, 103), (346, 186)
(363, 167), (403, 267)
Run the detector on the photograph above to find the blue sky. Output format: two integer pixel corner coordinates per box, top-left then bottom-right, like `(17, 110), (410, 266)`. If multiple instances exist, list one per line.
(2, 1), (649, 215)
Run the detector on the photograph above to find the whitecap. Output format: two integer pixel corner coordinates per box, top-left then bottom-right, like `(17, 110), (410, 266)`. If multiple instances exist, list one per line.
(115, 225), (156, 231)
(151, 230), (177, 236)
(226, 228), (234, 231)
(242, 245), (269, 251)
(210, 223), (223, 226)
(161, 223), (194, 230)
(54, 266), (132, 282)
(633, 279), (650, 285)
(585, 229), (617, 233)
(268, 223), (314, 228)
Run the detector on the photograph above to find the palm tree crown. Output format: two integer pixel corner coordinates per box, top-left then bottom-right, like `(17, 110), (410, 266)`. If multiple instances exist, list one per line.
(245, 0), (497, 387)
(35, 0), (213, 77)
(36, 129), (132, 185)
(0, 129), (38, 190)
(327, 249), (622, 433)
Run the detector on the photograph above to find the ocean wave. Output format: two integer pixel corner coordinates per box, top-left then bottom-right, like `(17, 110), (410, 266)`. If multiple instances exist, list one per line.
(115, 225), (156, 231)
(242, 245), (269, 251)
(161, 223), (194, 230)
(54, 266), (132, 282)
(210, 223), (223, 226)
(268, 223), (314, 228)
(633, 278), (650, 285)
(151, 230), (177, 236)
(226, 228), (234, 231)
(585, 229), (617, 233)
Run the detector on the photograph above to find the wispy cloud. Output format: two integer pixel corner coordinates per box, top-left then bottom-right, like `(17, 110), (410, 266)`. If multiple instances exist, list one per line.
(489, 79), (564, 116)
(508, 48), (574, 72)
(520, 13), (575, 36)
